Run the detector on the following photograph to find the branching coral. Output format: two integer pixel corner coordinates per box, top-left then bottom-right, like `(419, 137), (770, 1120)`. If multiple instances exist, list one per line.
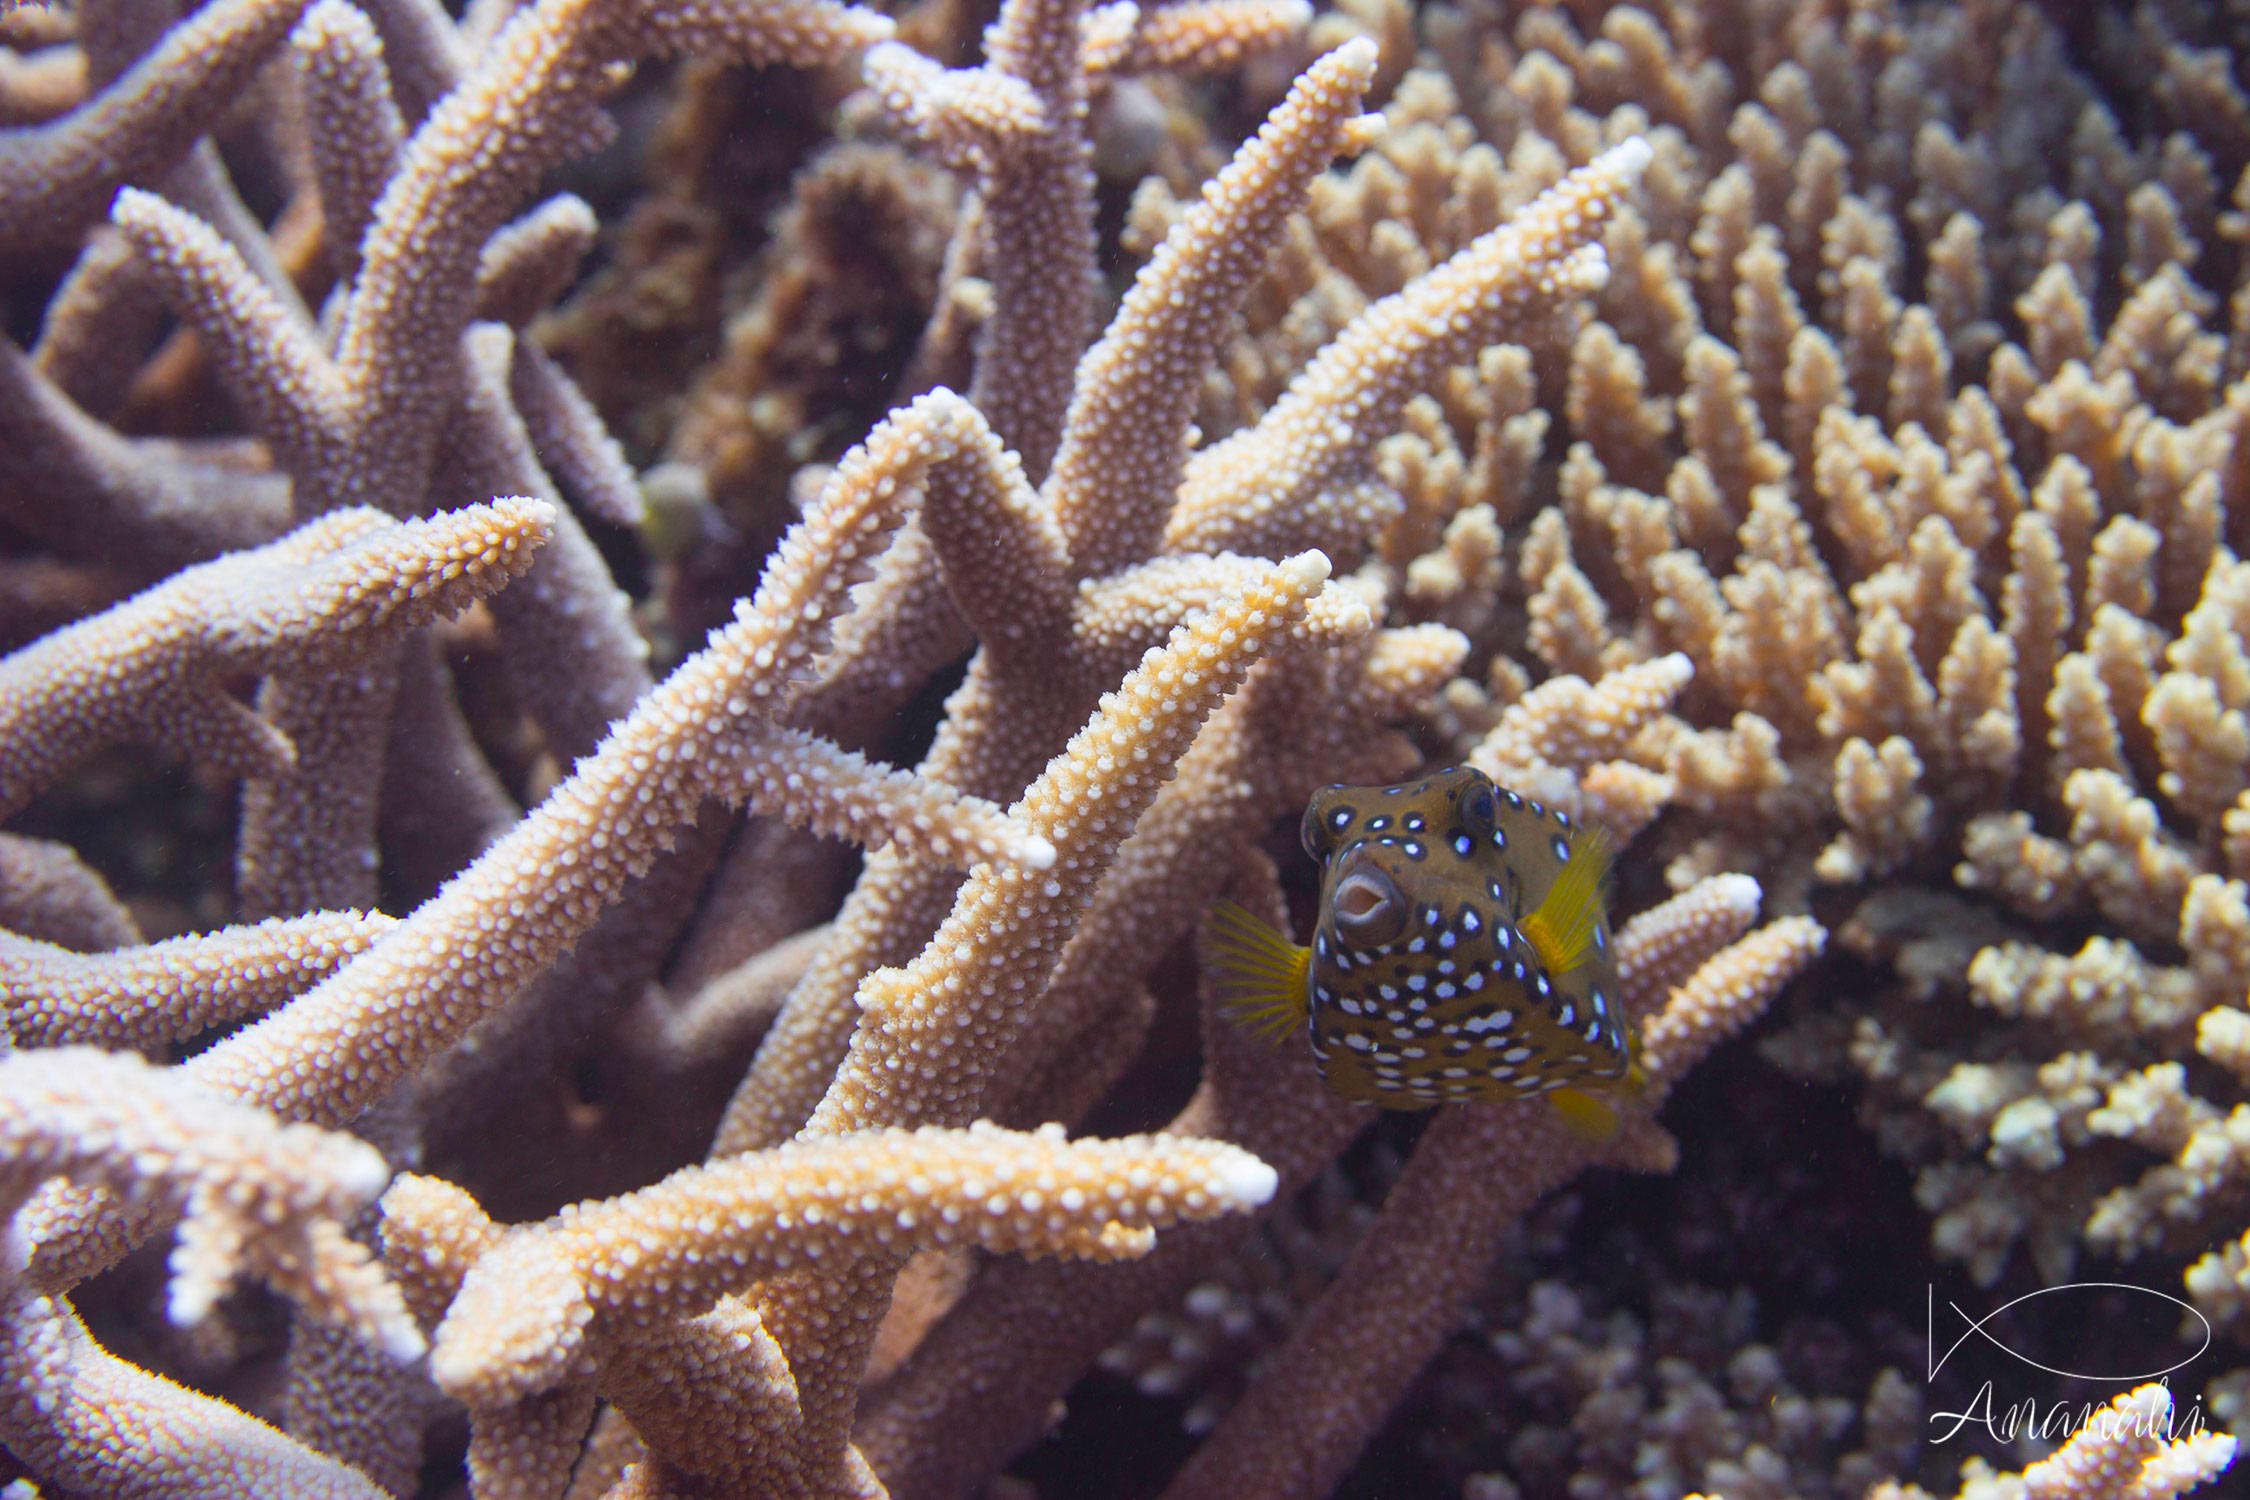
(0, 1047), (414, 1353)
(3, 0), (2242, 1498)
(390, 1124), (1280, 1496)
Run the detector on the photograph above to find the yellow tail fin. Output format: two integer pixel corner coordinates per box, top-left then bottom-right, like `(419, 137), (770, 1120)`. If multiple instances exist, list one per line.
(1206, 900), (1313, 1043)
(1549, 1086), (1622, 1143)
(1519, 826), (1613, 975)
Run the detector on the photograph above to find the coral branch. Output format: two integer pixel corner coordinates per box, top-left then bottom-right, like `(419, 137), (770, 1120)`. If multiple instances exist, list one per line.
(0, 499), (552, 821)
(0, 1048), (413, 1357)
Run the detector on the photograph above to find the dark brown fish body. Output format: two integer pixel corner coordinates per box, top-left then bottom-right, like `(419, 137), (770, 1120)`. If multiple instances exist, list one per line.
(1294, 766), (1630, 1108)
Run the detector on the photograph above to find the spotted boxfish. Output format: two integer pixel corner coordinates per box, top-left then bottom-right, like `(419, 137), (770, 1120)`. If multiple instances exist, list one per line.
(1210, 765), (1642, 1140)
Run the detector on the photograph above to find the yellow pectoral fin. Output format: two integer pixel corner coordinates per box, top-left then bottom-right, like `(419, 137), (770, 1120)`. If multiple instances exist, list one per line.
(1519, 826), (1614, 975)
(1548, 1086), (1622, 1144)
(1206, 900), (1313, 1044)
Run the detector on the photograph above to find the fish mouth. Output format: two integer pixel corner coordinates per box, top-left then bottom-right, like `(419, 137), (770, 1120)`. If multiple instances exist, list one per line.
(1328, 853), (1407, 947)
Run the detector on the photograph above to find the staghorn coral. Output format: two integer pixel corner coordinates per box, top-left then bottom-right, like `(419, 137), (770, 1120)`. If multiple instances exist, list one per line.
(0, 3), (2242, 1500)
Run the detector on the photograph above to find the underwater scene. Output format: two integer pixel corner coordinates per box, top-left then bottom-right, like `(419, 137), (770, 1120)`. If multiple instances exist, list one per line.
(1, 1), (2246, 1497)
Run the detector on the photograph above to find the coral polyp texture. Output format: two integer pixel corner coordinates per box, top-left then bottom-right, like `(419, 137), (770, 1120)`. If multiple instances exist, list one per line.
(0, 0), (2243, 1499)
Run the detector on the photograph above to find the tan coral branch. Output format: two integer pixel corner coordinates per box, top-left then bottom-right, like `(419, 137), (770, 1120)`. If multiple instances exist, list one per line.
(0, 499), (553, 821)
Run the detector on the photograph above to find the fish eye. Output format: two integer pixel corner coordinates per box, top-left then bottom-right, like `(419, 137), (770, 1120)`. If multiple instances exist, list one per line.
(1461, 784), (1497, 833)
(1301, 788), (1355, 860)
(1331, 865), (1408, 946)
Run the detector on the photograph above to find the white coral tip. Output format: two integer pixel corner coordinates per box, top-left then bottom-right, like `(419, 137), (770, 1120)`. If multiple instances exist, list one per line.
(333, 1139), (393, 1200)
(1606, 135), (1655, 177)
(167, 1275), (219, 1330)
(379, 1318), (430, 1365)
(1331, 35), (1378, 69)
(1706, 873), (1763, 918)
(1211, 1150), (1279, 1207)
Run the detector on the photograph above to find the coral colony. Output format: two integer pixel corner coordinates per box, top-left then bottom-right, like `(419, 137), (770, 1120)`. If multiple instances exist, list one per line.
(0, 1), (2246, 1498)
